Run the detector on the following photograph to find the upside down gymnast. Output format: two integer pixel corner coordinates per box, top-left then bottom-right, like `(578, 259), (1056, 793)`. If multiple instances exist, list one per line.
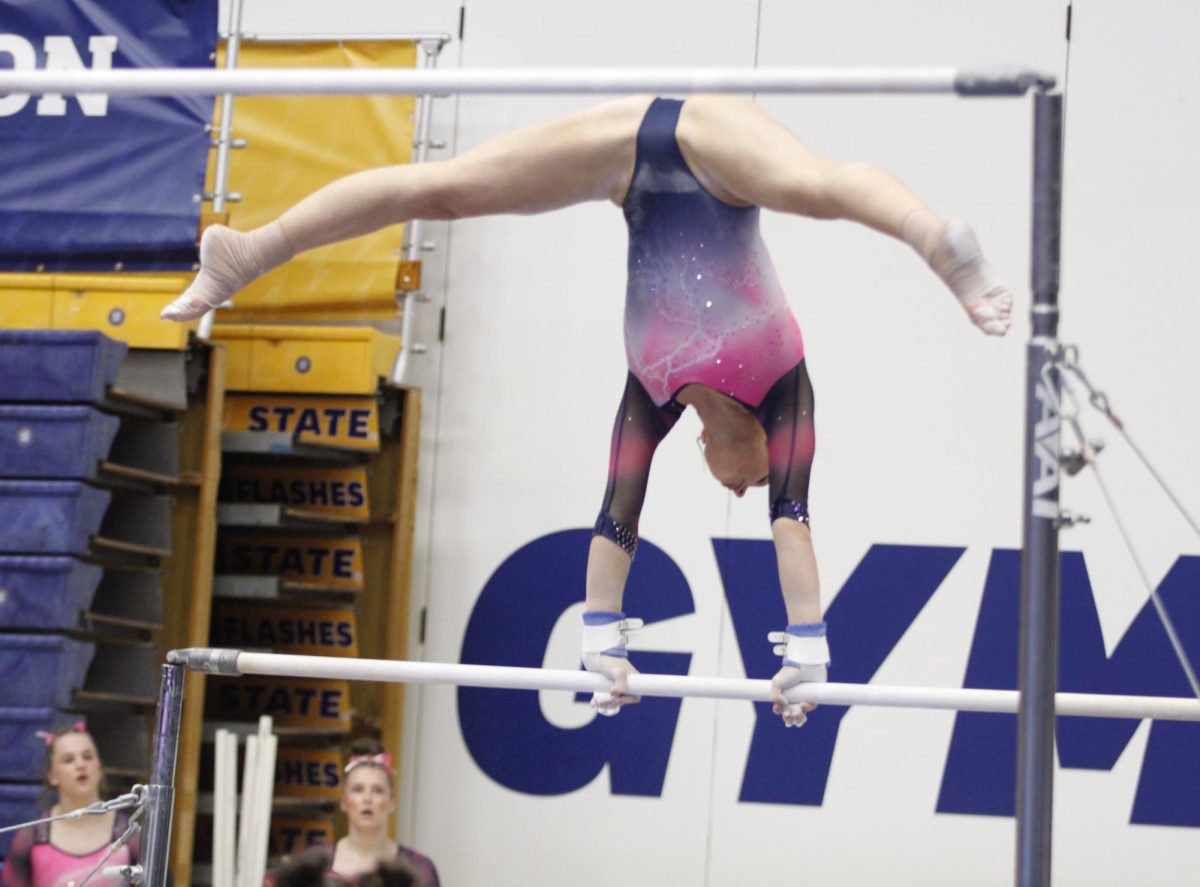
(161, 94), (1012, 727)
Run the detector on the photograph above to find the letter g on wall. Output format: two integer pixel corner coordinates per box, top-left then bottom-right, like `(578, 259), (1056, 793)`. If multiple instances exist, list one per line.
(458, 530), (694, 796)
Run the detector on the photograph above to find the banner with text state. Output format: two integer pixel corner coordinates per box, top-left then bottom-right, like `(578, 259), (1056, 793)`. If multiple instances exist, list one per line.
(0, 0), (217, 270)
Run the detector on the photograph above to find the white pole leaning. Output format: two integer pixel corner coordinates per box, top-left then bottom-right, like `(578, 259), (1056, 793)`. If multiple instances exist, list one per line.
(169, 648), (1200, 723)
(212, 729), (238, 887)
(213, 731), (224, 887)
(231, 716), (276, 887)
(249, 716), (277, 887)
(234, 733), (258, 887)
(0, 66), (1051, 98)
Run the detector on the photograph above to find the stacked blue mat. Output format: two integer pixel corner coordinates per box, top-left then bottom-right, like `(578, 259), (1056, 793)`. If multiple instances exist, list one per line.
(0, 331), (127, 852)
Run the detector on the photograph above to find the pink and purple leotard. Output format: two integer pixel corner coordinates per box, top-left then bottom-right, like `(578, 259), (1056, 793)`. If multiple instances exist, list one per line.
(1, 811), (138, 887)
(593, 98), (816, 555)
(623, 98), (806, 408)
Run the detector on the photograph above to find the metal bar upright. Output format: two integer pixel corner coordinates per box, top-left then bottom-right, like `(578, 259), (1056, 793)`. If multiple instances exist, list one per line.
(393, 37), (445, 385)
(142, 665), (186, 887)
(211, 0), (245, 218)
(198, 0), (245, 342)
(1016, 89), (1065, 887)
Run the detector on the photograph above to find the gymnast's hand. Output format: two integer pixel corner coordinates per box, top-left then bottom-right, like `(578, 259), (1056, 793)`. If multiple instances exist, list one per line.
(590, 654), (642, 716)
(770, 665), (820, 729)
(768, 623), (829, 727)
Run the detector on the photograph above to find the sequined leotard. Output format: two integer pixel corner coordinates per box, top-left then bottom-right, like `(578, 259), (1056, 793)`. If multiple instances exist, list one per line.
(623, 98), (806, 408)
(593, 98), (816, 554)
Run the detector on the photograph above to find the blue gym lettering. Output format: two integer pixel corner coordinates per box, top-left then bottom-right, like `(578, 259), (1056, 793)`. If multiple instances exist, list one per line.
(460, 531), (1199, 828)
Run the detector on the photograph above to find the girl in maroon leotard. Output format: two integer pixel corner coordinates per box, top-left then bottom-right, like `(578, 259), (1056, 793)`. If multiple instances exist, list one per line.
(264, 741), (438, 887)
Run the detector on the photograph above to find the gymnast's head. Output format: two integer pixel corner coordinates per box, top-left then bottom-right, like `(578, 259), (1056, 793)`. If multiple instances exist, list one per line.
(41, 721), (104, 807)
(698, 414), (769, 498)
(340, 738), (396, 833)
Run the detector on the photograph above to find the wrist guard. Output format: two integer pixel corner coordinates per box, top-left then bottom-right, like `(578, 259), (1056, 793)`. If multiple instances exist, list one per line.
(581, 610), (643, 672)
(768, 621), (830, 682)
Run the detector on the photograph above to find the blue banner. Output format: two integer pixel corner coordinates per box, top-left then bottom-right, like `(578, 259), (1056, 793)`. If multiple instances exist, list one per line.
(0, 0), (217, 270)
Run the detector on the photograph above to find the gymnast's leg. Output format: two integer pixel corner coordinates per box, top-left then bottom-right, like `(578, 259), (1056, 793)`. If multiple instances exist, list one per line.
(753, 360), (825, 727)
(676, 95), (1012, 335)
(161, 96), (653, 320)
(583, 373), (682, 714)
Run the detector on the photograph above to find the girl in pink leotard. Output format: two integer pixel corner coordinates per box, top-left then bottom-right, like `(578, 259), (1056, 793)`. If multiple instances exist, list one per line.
(1, 724), (139, 887)
(596, 97), (814, 562)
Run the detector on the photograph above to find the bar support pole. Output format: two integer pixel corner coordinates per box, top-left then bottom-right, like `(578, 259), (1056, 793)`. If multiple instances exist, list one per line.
(142, 665), (186, 887)
(1015, 89), (1065, 887)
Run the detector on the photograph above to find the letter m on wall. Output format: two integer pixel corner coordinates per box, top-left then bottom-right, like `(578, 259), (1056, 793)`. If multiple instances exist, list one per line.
(937, 550), (1200, 827)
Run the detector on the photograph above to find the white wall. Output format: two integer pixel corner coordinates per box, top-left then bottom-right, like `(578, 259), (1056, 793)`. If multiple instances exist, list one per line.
(219, 2), (1200, 885)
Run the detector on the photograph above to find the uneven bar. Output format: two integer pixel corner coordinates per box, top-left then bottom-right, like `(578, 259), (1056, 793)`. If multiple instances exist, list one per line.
(0, 66), (1053, 97)
(167, 648), (1200, 722)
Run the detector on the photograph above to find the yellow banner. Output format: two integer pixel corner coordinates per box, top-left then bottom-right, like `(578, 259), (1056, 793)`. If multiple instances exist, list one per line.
(216, 534), (364, 591)
(220, 464), (370, 521)
(269, 818), (337, 858)
(224, 394), (380, 451)
(211, 603), (359, 657)
(208, 41), (417, 321)
(206, 677), (352, 730)
(273, 747), (344, 800)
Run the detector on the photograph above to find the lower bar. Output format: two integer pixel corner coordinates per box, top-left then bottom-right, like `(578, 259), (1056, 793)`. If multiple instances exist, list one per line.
(141, 665), (186, 887)
(167, 648), (1200, 721)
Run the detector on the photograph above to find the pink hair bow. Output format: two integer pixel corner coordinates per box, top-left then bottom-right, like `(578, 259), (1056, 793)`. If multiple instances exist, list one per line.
(35, 720), (87, 747)
(344, 752), (394, 776)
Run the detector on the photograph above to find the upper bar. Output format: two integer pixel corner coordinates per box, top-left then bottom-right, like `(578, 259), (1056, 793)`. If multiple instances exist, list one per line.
(0, 67), (1054, 97)
(168, 648), (1200, 721)
(218, 32), (454, 44)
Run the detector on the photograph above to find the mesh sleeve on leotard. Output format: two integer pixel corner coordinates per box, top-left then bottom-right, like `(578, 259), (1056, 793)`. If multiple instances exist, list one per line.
(593, 373), (683, 555)
(754, 360), (816, 525)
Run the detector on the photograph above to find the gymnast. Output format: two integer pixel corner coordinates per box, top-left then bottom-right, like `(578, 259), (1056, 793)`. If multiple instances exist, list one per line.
(1, 722), (142, 887)
(264, 740), (439, 887)
(161, 95), (1012, 727)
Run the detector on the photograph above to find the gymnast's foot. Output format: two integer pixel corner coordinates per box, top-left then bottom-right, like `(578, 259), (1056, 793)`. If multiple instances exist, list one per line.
(926, 219), (1013, 336)
(160, 222), (293, 321)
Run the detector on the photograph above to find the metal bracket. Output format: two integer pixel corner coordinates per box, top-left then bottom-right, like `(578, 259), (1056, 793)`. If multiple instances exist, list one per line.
(1054, 509), (1091, 529)
(166, 647), (243, 675)
(1060, 438), (1105, 476)
(105, 864), (144, 884)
